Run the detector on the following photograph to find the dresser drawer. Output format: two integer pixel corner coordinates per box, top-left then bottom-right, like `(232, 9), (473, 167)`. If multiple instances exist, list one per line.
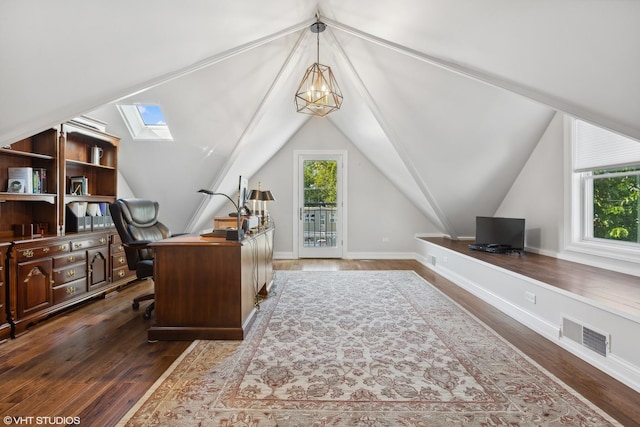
(15, 242), (70, 262)
(70, 235), (108, 251)
(53, 251), (87, 268)
(112, 253), (128, 269)
(53, 277), (87, 305)
(53, 263), (87, 286)
(112, 265), (133, 281)
(111, 241), (126, 255)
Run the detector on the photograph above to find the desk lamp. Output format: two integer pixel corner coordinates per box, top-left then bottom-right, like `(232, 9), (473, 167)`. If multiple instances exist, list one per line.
(198, 189), (244, 241)
(261, 190), (275, 227)
(247, 189), (265, 229)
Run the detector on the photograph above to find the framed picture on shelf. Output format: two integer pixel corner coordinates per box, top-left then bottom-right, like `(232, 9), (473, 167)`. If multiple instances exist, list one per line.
(7, 179), (25, 193)
(70, 176), (87, 195)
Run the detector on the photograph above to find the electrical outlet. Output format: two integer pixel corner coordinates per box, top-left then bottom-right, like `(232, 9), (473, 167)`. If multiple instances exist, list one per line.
(525, 291), (536, 304)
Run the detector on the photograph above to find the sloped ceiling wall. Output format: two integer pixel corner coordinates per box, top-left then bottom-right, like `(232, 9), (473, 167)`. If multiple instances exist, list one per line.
(1, 1), (638, 240)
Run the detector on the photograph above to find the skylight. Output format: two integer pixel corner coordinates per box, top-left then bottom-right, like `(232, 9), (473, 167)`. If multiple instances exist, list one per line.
(117, 103), (173, 140)
(137, 104), (166, 126)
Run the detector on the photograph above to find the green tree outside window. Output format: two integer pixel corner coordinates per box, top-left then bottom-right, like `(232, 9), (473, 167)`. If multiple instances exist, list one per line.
(593, 168), (640, 242)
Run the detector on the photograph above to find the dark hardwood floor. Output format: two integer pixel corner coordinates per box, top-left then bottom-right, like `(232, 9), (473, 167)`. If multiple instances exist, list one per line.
(0, 260), (638, 426)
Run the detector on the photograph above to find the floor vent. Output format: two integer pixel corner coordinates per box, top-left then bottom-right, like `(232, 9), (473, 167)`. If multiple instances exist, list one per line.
(562, 317), (608, 357)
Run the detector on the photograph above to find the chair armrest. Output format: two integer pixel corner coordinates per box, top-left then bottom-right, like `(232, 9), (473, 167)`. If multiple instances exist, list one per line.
(122, 240), (153, 249)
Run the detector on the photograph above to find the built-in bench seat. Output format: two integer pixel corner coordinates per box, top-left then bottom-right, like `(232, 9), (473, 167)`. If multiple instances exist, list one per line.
(417, 236), (640, 393)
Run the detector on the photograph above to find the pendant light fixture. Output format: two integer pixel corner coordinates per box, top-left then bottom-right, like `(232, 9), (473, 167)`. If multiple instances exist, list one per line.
(294, 20), (343, 117)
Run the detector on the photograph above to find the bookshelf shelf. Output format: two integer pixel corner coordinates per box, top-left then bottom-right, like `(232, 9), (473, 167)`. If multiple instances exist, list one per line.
(65, 194), (115, 203)
(0, 148), (55, 161)
(66, 159), (116, 170)
(0, 192), (56, 204)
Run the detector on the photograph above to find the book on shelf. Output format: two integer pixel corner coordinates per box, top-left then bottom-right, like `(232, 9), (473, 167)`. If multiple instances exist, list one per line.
(7, 167), (48, 194)
(33, 168), (47, 193)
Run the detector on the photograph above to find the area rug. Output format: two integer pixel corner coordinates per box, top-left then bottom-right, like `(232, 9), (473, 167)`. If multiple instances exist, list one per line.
(118, 270), (620, 426)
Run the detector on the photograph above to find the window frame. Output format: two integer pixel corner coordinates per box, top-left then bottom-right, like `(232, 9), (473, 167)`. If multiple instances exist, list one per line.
(116, 103), (173, 141)
(565, 117), (640, 264)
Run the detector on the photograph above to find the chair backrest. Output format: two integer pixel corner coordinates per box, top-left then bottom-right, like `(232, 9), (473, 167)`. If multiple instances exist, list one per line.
(110, 199), (172, 270)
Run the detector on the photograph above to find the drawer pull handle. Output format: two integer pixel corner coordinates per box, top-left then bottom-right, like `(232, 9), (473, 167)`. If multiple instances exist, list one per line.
(43, 247), (50, 253)
(74, 242), (82, 248)
(66, 286), (77, 295)
(68, 256), (75, 263)
(117, 245), (124, 251)
(118, 270), (126, 277)
(100, 238), (106, 244)
(118, 256), (126, 264)
(59, 245), (68, 251)
(66, 269), (76, 278)
(23, 249), (34, 258)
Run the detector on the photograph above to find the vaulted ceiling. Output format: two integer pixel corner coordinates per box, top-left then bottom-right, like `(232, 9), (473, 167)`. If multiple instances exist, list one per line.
(1, 1), (639, 238)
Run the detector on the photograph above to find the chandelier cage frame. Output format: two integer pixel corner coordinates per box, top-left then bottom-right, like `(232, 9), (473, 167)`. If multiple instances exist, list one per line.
(294, 21), (343, 117)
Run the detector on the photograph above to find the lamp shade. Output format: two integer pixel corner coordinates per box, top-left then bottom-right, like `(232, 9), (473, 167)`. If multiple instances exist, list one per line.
(247, 189), (264, 201)
(261, 190), (275, 201)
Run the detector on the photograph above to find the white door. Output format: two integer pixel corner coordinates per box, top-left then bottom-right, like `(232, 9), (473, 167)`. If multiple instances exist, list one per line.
(295, 151), (344, 258)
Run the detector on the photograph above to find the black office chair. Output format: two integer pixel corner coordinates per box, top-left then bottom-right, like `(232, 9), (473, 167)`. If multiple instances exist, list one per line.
(110, 198), (173, 319)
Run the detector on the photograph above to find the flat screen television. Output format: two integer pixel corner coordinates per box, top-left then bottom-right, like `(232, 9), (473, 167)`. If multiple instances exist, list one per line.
(474, 216), (525, 251)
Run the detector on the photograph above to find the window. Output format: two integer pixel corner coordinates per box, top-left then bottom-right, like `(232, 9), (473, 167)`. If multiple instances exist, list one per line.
(570, 118), (640, 257)
(117, 104), (173, 140)
(586, 167), (640, 243)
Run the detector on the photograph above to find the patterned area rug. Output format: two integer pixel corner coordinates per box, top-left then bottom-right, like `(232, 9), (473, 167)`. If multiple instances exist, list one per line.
(118, 271), (620, 426)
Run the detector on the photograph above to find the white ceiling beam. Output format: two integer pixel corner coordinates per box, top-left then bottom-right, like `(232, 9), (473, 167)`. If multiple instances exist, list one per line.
(184, 20), (313, 232)
(324, 25), (458, 239)
(323, 17), (639, 142)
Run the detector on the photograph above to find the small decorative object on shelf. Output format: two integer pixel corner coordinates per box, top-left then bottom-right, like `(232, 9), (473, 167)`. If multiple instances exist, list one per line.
(7, 178), (25, 193)
(8, 167), (33, 193)
(70, 176), (88, 195)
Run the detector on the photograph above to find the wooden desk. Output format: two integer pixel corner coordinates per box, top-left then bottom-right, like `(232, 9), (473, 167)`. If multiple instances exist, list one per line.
(148, 227), (274, 341)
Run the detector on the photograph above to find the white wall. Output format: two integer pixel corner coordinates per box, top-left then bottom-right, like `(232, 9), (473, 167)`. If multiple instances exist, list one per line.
(497, 112), (639, 276)
(249, 118), (439, 258)
(496, 112), (564, 254)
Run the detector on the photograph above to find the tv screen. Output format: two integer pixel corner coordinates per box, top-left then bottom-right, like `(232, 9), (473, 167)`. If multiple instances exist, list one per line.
(475, 216), (525, 250)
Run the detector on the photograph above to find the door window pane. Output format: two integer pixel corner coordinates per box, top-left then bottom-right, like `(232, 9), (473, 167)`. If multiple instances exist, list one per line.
(303, 160), (337, 248)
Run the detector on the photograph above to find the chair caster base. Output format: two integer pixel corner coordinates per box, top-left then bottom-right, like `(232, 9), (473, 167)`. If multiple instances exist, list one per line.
(142, 303), (154, 319)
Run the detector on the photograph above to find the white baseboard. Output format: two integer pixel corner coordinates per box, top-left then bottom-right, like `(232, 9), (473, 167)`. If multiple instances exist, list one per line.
(273, 251), (294, 259)
(345, 251), (417, 260)
(273, 251), (421, 260)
